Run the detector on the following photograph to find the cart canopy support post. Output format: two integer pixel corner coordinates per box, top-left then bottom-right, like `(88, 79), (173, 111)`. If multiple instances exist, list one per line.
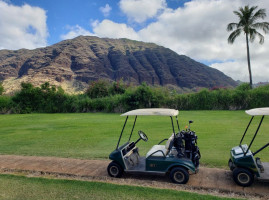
(128, 116), (137, 142)
(170, 116), (175, 137)
(253, 143), (269, 156)
(176, 116), (180, 132)
(240, 116), (254, 146)
(116, 116), (128, 149)
(245, 115), (265, 155)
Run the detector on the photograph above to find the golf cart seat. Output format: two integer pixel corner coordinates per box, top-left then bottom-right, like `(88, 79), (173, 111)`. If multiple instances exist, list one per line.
(146, 134), (174, 158)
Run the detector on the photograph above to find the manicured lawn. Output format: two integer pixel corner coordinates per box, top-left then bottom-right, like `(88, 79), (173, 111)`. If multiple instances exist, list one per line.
(0, 111), (268, 168)
(0, 174), (240, 200)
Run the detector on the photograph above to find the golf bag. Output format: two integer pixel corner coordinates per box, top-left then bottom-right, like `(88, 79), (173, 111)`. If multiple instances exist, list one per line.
(174, 130), (201, 167)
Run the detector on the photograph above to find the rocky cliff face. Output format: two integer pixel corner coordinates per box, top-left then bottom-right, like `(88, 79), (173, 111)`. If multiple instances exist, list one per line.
(0, 36), (237, 93)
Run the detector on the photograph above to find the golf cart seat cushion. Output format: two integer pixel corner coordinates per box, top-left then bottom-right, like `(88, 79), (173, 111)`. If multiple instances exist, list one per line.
(146, 145), (167, 157)
(146, 134), (174, 158)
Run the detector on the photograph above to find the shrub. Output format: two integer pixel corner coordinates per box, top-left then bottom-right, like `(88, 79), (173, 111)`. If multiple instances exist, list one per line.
(0, 82), (4, 95)
(236, 83), (251, 91)
(0, 95), (12, 113)
(122, 83), (167, 110)
(109, 79), (128, 95)
(86, 80), (109, 98)
(3, 81), (269, 114)
(12, 82), (69, 113)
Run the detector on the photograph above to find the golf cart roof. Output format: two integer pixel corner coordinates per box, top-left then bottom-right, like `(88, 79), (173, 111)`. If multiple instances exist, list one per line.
(246, 107), (269, 116)
(121, 108), (179, 116)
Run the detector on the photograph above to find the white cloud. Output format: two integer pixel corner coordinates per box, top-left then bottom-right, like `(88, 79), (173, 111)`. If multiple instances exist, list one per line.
(99, 4), (112, 17)
(138, 0), (243, 59)
(93, 20), (139, 40)
(0, 0), (48, 50)
(211, 40), (269, 82)
(60, 25), (94, 40)
(119, 0), (167, 23)
(91, 19), (100, 28)
(114, 0), (269, 83)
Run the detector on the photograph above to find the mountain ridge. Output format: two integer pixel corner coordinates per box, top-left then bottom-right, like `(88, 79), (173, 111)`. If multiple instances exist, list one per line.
(0, 36), (237, 93)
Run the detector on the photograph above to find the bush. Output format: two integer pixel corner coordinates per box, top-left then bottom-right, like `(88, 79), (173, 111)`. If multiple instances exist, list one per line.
(2, 81), (269, 114)
(122, 83), (167, 110)
(86, 80), (128, 99)
(86, 80), (109, 98)
(0, 82), (4, 95)
(109, 80), (128, 96)
(236, 83), (251, 91)
(12, 82), (69, 113)
(0, 95), (12, 113)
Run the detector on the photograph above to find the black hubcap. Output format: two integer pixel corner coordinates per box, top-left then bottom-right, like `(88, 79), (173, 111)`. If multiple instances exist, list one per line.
(174, 171), (184, 182)
(110, 166), (119, 176)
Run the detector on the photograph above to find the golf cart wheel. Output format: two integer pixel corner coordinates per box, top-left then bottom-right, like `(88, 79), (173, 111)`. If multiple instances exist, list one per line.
(107, 161), (123, 178)
(170, 167), (189, 184)
(228, 159), (235, 171)
(232, 168), (254, 187)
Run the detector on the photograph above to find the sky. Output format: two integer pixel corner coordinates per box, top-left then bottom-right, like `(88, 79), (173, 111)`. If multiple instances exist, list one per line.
(0, 0), (269, 83)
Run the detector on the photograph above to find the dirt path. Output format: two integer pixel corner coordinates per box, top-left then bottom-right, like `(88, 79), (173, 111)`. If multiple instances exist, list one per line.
(0, 155), (268, 199)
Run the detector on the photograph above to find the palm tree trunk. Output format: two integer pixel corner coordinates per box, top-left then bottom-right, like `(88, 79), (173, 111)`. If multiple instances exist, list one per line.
(246, 33), (253, 89)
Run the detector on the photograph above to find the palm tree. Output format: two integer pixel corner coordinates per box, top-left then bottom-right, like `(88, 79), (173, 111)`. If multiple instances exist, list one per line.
(227, 5), (269, 88)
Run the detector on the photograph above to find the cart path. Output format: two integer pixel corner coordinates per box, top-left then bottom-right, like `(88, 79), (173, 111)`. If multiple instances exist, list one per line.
(0, 155), (268, 199)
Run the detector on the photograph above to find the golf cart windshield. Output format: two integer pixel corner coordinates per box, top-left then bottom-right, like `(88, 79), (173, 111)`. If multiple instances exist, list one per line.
(240, 107), (269, 156)
(116, 108), (179, 149)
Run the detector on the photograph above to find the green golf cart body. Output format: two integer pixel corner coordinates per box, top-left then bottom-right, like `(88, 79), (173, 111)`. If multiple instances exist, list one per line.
(229, 107), (269, 187)
(107, 108), (200, 184)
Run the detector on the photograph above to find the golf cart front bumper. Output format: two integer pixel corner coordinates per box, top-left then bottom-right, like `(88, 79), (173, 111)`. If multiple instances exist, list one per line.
(230, 144), (259, 176)
(231, 144), (250, 158)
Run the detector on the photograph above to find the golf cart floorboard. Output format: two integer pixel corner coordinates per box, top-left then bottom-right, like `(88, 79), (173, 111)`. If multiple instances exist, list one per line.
(125, 157), (165, 174)
(126, 157), (146, 172)
(259, 162), (269, 181)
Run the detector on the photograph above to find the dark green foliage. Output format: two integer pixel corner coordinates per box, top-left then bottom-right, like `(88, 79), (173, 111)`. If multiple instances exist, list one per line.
(109, 79), (128, 95)
(122, 83), (164, 110)
(236, 83), (251, 91)
(0, 95), (12, 113)
(0, 82), (4, 95)
(12, 82), (73, 113)
(86, 80), (109, 98)
(1, 82), (269, 114)
(86, 79), (128, 98)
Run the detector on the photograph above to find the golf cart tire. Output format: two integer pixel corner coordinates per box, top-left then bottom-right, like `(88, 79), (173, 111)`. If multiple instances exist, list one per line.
(232, 167), (254, 187)
(228, 159), (235, 171)
(107, 161), (123, 178)
(169, 167), (189, 184)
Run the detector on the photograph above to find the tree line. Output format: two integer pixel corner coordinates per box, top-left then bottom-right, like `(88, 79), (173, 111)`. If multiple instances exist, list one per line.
(0, 80), (269, 114)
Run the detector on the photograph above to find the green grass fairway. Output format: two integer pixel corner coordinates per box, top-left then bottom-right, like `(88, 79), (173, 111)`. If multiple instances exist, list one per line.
(0, 111), (268, 168)
(0, 174), (240, 200)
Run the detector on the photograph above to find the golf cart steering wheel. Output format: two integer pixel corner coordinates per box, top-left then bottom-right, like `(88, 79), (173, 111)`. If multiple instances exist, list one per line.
(138, 130), (148, 142)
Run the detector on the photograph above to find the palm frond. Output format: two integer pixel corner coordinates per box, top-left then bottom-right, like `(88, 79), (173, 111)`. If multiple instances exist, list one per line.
(228, 29), (242, 44)
(227, 23), (238, 31)
(249, 29), (264, 44)
(256, 31), (265, 44)
(249, 6), (258, 15)
(233, 10), (243, 20)
(252, 8), (266, 23)
(252, 22), (269, 33)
